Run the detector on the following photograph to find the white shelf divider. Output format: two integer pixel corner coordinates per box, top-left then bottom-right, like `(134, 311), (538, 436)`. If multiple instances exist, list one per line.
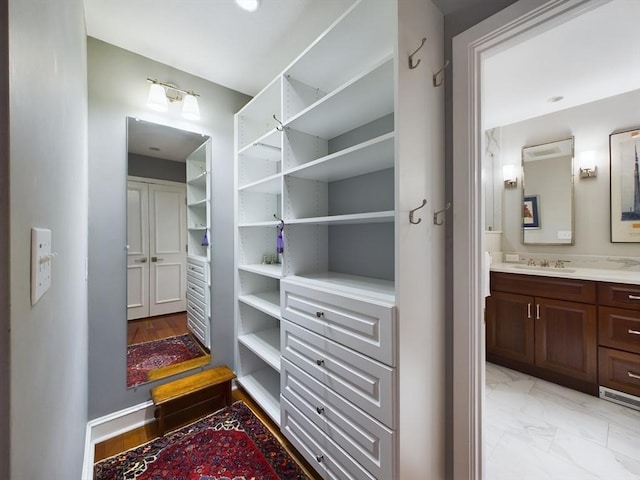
(238, 291), (281, 319)
(238, 264), (283, 279)
(238, 328), (281, 372)
(236, 369), (281, 425)
(287, 211), (394, 225)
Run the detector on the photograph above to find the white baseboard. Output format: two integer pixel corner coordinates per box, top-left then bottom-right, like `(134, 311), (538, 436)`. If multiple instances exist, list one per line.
(81, 400), (155, 480)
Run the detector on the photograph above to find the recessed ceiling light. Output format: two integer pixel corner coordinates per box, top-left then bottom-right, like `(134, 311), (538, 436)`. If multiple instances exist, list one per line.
(547, 96), (564, 103)
(235, 0), (260, 12)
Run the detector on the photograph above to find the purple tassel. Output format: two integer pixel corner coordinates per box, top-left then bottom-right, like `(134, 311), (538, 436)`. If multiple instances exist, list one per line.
(276, 222), (284, 254)
(201, 230), (209, 247)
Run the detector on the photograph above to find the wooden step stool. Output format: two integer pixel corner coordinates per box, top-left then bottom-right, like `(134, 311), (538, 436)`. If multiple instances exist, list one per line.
(151, 365), (236, 436)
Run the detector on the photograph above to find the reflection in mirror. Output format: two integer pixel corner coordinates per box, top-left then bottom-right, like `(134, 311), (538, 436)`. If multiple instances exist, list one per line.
(522, 137), (574, 245)
(126, 117), (211, 388)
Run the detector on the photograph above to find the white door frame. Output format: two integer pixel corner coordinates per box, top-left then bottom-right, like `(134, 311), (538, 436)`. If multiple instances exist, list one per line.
(451, 1), (610, 478)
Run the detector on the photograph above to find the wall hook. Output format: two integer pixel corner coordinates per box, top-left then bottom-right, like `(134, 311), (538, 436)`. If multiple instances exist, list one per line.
(273, 114), (284, 131)
(432, 60), (450, 87)
(433, 202), (451, 225)
(408, 37), (427, 69)
(409, 199), (427, 224)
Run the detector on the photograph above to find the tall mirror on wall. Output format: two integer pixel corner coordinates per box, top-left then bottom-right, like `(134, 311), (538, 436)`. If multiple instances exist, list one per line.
(126, 117), (212, 388)
(522, 137), (574, 245)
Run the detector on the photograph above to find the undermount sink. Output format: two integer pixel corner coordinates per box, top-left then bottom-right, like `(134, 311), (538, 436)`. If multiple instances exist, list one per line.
(513, 265), (577, 273)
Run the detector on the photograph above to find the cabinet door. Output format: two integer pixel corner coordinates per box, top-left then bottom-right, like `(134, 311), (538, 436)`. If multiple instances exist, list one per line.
(535, 298), (597, 382)
(486, 291), (534, 365)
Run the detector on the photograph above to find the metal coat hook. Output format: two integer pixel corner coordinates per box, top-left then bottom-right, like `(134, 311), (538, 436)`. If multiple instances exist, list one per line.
(273, 114), (284, 131)
(408, 37), (427, 69)
(433, 202), (451, 225)
(273, 213), (284, 225)
(432, 60), (450, 87)
(409, 199), (427, 224)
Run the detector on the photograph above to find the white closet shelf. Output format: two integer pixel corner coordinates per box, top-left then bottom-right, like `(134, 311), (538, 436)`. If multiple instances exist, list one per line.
(236, 369), (281, 426)
(284, 132), (394, 182)
(239, 264), (283, 279)
(238, 141), (281, 163)
(188, 226), (208, 231)
(187, 171), (208, 186)
(287, 211), (394, 226)
(238, 328), (281, 372)
(238, 291), (281, 319)
(239, 174), (282, 194)
(238, 126), (281, 155)
(285, 57), (394, 139)
(238, 220), (281, 228)
(187, 198), (208, 207)
(285, 271), (396, 304)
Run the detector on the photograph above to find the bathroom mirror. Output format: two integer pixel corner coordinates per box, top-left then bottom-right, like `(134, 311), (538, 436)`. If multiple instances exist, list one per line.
(126, 117), (212, 388)
(521, 137), (574, 245)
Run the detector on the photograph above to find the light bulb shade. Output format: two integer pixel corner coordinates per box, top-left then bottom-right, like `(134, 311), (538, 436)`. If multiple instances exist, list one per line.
(235, 0), (260, 12)
(579, 151), (596, 171)
(182, 94), (200, 120)
(502, 164), (518, 188)
(147, 83), (168, 112)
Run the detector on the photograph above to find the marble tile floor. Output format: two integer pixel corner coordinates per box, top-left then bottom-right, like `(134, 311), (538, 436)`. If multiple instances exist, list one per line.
(484, 363), (640, 480)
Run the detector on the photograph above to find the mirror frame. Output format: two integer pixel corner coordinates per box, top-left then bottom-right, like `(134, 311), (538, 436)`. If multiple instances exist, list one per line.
(521, 136), (575, 246)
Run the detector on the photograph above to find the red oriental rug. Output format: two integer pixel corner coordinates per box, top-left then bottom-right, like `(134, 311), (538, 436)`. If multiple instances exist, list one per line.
(127, 334), (206, 387)
(94, 401), (309, 480)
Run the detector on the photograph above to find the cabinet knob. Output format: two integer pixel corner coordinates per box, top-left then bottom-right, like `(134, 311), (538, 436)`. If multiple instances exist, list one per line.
(316, 454), (324, 463)
(316, 311), (324, 318)
(316, 359), (324, 366)
(316, 406), (325, 414)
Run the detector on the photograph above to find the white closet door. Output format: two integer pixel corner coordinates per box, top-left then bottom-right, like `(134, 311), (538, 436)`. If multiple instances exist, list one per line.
(127, 181), (150, 320)
(148, 183), (187, 317)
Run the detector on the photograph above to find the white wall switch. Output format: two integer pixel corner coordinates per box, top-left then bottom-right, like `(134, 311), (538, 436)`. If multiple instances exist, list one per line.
(31, 228), (54, 305)
(557, 231), (572, 240)
(505, 253), (519, 262)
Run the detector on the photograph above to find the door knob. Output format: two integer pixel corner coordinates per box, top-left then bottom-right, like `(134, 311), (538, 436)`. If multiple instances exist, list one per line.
(134, 257), (148, 263)
(151, 257), (164, 262)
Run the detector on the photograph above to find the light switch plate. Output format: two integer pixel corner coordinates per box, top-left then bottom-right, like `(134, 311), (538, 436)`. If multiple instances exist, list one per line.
(505, 253), (519, 262)
(31, 228), (52, 305)
(557, 230), (572, 240)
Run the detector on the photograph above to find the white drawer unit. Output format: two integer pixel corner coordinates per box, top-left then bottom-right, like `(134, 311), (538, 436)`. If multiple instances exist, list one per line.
(186, 255), (210, 349)
(281, 319), (395, 428)
(281, 277), (396, 365)
(281, 397), (377, 480)
(186, 257), (206, 282)
(281, 358), (394, 479)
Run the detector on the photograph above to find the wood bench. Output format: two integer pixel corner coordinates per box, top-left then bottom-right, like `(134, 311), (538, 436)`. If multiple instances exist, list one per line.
(151, 365), (236, 436)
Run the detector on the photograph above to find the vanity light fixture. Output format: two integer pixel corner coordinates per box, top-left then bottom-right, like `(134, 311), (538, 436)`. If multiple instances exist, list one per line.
(502, 164), (518, 188)
(578, 150), (597, 178)
(235, 0), (260, 12)
(146, 78), (201, 120)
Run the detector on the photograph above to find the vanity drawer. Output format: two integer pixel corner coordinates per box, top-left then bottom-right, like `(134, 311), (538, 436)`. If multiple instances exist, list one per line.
(187, 292), (206, 323)
(187, 278), (207, 304)
(187, 256), (207, 280)
(491, 272), (596, 303)
(598, 306), (640, 354)
(281, 320), (395, 428)
(281, 358), (394, 480)
(281, 280), (396, 366)
(280, 397), (377, 480)
(598, 347), (640, 397)
(599, 283), (640, 311)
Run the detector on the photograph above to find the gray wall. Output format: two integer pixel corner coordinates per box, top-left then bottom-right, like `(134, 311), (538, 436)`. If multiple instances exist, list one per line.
(9, 0), (89, 477)
(88, 38), (250, 419)
(442, 1), (519, 477)
(128, 153), (187, 183)
(0, 0), (8, 476)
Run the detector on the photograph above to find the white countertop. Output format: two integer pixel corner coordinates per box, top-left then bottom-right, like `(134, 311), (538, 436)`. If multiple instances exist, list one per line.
(491, 262), (640, 285)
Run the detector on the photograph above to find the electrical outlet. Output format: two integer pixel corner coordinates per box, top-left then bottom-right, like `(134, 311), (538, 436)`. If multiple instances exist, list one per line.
(557, 231), (572, 240)
(505, 253), (519, 262)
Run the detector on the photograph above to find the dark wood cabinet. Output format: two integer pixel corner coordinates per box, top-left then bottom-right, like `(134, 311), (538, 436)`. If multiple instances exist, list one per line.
(487, 272), (598, 394)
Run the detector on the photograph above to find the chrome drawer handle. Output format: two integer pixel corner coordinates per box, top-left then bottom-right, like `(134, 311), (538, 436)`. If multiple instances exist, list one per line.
(628, 371), (640, 381)
(316, 406), (324, 414)
(527, 303), (532, 319)
(629, 295), (640, 301)
(536, 304), (540, 320)
(316, 359), (324, 366)
(629, 329), (640, 336)
(316, 311), (324, 318)
(316, 454), (324, 463)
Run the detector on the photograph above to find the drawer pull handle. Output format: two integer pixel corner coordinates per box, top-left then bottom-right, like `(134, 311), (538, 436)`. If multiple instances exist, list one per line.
(628, 371), (640, 381)
(629, 295), (640, 301)
(316, 454), (324, 463)
(527, 303), (532, 319)
(316, 359), (324, 366)
(629, 329), (640, 336)
(316, 406), (325, 414)
(316, 311), (324, 318)
(536, 304), (540, 320)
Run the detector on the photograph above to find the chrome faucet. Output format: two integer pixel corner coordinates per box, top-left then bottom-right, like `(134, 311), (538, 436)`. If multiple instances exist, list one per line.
(554, 259), (571, 268)
(540, 259), (550, 267)
(527, 258), (536, 266)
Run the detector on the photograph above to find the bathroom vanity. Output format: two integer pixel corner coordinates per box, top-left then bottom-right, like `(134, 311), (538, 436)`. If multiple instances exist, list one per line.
(487, 264), (640, 403)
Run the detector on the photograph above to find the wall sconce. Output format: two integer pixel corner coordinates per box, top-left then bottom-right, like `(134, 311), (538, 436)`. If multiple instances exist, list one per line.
(146, 78), (200, 120)
(502, 164), (518, 188)
(579, 150), (597, 178)
(235, 0), (261, 11)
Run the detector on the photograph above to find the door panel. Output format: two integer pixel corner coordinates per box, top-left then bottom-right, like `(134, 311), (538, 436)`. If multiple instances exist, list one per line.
(486, 291), (535, 365)
(149, 184), (187, 316)
(127, 181), (149, 320)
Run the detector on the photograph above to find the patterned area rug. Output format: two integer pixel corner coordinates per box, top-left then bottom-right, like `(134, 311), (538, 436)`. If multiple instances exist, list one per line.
(94, 401), (309, 480)
(127, 334), (206, 387)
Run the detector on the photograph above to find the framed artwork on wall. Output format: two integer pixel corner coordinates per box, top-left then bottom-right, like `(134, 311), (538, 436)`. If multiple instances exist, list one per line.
(523, 194), (540, 229)
(610, 128), (640, 243)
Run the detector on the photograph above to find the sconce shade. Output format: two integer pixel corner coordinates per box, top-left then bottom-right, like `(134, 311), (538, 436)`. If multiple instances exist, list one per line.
(182, 94), (200, 121)
(579, 150), (597, 178)
(147, 83), (168, 112)
(236, 0), (260, 11)
(502, 164), (518, 188)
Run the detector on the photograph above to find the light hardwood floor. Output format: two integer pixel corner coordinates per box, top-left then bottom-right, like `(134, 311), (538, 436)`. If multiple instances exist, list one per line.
(94, 386), (323, 480)
(127, 312), (190, 345)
